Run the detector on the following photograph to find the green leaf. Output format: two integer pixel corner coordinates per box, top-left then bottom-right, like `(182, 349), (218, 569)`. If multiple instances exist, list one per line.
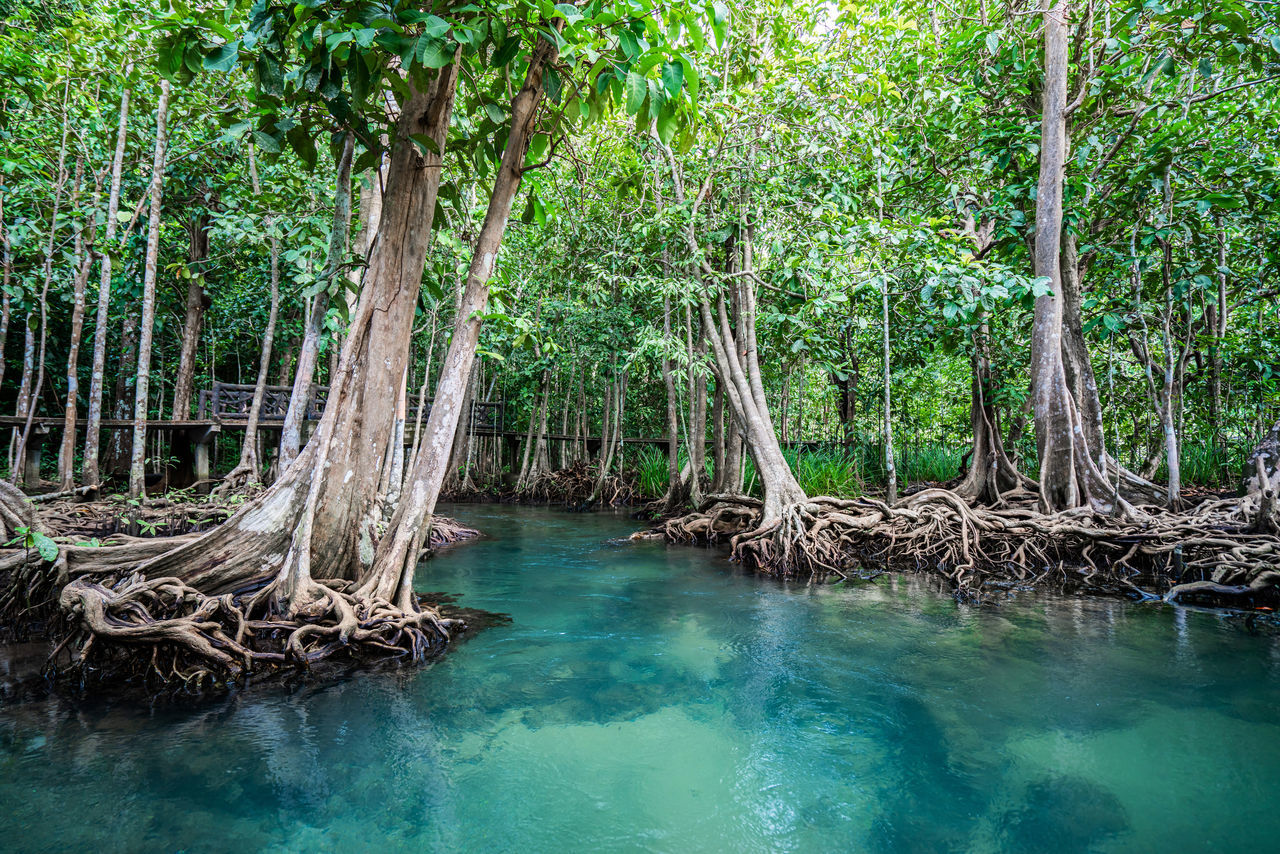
(647, 77), (667, 115)
(417, 37), (454, 69)
(252, 130), (282, 154)
(349, 58), (372, 102)
(710, 1), (730, 46)
(677, 55), (699, 98)
(287, 127), (317, 170)
(660, 61), (683, 98)
(422, 15), (451, 39)
(543, 67), (562, 104)
(1201, 192), (1242, 209)
(491, 35), (522, 68)
(656, 105), (677, 145)
(685, 18), (705, 51)
(554, 3), (583, 23)
(624, 70), (646, 115)
(203, 42), (240, 73)
(984, 32), (999, 55)
(256, 52), (284, 97)
(484, 103), (508, 124)
(325, 31), (353, 51)
(410, 133), (440, 155)
(619, 30), (639, 59)
(32, 531), (58, 563)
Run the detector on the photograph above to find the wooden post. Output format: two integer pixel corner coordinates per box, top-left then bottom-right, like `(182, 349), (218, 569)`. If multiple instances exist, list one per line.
(191, 424), (219, 494)
(22, 426), (48, 489)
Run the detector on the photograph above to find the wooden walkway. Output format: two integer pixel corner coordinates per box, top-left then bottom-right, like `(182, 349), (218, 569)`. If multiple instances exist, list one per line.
(5, 382), (846, 489)
(0, 385), (674, 489)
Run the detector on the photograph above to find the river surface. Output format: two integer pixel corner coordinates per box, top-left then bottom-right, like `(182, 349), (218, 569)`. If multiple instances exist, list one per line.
(2, 504), (1279, 852)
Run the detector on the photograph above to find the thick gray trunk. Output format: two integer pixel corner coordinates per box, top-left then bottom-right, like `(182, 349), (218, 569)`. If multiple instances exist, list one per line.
(369, 35), (558, 604)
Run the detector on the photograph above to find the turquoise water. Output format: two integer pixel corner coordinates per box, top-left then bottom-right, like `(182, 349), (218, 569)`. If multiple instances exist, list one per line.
(2, 504), (1280, 853)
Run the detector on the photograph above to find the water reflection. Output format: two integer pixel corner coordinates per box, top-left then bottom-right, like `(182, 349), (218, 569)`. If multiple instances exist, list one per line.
(2, 504), (1278, 853)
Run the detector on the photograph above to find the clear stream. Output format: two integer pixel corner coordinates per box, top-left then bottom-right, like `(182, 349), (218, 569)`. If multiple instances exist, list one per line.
(2, 504), (1279, 853)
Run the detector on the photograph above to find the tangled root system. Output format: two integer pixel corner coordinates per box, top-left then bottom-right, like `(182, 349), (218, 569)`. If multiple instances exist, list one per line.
(659, 488), (1280, 607)
(2, 515), (480, 697)
(48, 572), (461, 695)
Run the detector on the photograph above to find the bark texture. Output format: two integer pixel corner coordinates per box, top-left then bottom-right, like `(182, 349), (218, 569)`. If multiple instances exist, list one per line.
(83, 72), (131, 490)
(128, 79), (172, 498)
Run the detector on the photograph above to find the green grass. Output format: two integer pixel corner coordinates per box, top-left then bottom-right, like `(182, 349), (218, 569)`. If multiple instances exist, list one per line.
(898, 445), (965, 484)
(634, 440), (967, 502)
(1154, 437), (1253, 488)
(784, 447), (866, 497)
(633, 445), (669, 499)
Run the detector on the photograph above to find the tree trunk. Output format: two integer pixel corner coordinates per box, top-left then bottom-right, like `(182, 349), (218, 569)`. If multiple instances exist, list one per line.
(13, 77), (71, 487)
(369, 36), (559, 600)
(881, 271), (897, 504)
(219, 145), (282, 491)
(660, 137), (804, 518)
(55, 156), (89, 490)
(9, 318), (35, 478)
(661, 297), (684, 511)
(954, 341), (1033, 503)
(77, 63), (460, 613)
(58, 229), (98, 491)
(1157, 164), (1185, 505)
(83, 74), (131, 489)
(687, 305), (708, 503)
(1209, 223), (1229, 481)
(594, 371), (625, 501)
(405, 307), (439, 478)
(710, 379), (726, 493)
(171, 213), (211, 419)
(0, 175), (11, 396)
(41, 64), (469, 669)
(953, 218), (1031, 503)
(104, 308), (139, 480)
(128, 79), (172, 499)
(1029, 0), (1122, 514)
(1244, 420), (1280, 494)
(280, 131), (354, 470)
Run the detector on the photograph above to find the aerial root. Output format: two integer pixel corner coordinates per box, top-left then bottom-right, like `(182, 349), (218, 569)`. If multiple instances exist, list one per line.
(427, 516), (481, 547)
(47, 570), (463, 692)
(654, 488), (1280, 604)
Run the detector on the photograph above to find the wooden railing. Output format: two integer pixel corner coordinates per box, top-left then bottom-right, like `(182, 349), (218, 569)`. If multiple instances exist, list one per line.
(197, 383), (326, 421)
(197, 383), (503, 433)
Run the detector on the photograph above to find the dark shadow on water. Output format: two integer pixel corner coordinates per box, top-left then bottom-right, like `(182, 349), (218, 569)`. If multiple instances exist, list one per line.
(998, 776), (1129, 853)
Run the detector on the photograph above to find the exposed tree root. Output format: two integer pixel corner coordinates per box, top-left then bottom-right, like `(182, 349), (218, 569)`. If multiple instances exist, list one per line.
(0, 480), (36, 541)
(1, 498), (479, 692)
(657, 488), (1280, 607)
(44, 571), (463, 694)
(427, 516), (480, 548)
(34, 493), (250, 540)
